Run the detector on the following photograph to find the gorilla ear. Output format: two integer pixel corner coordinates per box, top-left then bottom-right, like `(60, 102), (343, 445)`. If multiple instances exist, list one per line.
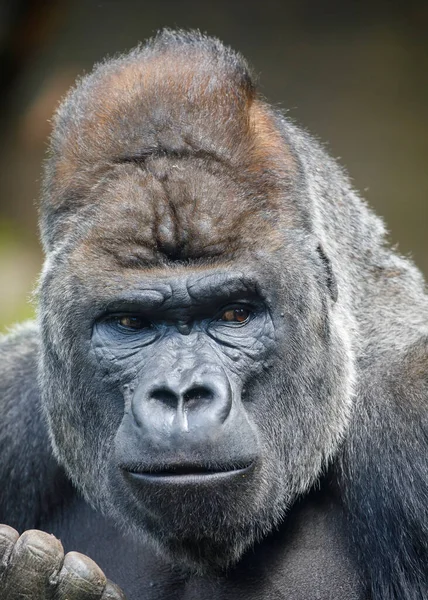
(316, 244), (338, 302)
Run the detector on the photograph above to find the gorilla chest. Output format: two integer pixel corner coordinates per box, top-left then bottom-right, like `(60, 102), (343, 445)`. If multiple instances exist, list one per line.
(43, 494), (367, 600)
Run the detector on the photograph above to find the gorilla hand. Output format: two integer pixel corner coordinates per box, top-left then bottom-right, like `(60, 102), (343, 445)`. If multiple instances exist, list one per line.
(0, 525), (126, 599)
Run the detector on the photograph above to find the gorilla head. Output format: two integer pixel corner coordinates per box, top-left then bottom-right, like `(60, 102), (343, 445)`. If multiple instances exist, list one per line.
(38, 31), (355, 571)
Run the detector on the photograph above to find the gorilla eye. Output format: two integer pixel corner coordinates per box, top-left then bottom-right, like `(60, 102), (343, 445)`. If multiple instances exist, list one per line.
(219, 307), (251, 324)
(112, 315), (152, 332)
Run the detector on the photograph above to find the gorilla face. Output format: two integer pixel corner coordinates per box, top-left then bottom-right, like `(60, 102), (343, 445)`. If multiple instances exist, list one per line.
(38, 160), (354, 571)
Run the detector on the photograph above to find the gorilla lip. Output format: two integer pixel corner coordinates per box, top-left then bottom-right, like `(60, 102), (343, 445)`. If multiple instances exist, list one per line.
(123, 462), (254, 483)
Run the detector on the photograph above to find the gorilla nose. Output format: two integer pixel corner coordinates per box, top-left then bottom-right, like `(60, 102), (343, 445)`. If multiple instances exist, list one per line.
(130, 370), (233, 435)
(150, 384), (214, 408)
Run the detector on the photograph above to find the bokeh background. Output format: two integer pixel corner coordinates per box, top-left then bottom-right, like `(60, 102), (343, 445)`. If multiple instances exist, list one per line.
(0, 0), (427, 331)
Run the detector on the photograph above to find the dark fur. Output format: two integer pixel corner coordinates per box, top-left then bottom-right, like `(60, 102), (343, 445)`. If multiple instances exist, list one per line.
(0, 30), (427, 599)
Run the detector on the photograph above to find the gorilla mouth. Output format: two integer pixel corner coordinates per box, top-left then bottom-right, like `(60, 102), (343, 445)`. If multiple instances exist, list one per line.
(123, 462), (254, 482)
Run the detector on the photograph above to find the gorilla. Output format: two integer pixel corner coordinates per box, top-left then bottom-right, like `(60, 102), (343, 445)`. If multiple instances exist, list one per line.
(0, 30), (427, 600)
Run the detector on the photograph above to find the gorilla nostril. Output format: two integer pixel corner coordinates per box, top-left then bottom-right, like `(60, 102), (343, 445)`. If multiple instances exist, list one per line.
(150, 388), (179, 407)
(183, 386), (214, 405)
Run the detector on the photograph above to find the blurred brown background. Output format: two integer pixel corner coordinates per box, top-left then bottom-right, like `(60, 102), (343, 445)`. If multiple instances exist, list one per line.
(0, 0), (427, 331)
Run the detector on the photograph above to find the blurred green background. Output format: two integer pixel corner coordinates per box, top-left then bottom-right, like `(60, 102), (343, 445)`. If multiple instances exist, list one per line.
(0, 0), (427, 331)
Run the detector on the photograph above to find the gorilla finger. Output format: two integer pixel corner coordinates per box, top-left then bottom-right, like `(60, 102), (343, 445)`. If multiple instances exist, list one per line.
(101, 580), (127, 599)
(0, 525), (19, 576)
(54, 551), (107, 599)
(3, 529), (64, 599)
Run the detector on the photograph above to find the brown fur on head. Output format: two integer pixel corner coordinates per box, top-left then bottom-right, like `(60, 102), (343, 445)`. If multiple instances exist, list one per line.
(41, 29), (295, 256)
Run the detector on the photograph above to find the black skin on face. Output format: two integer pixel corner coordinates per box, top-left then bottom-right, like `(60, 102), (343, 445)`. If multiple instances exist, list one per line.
(94, 271), (269, 475)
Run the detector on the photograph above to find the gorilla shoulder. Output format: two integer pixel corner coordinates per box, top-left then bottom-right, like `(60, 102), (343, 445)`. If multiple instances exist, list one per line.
(0, 323), (72, 531)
